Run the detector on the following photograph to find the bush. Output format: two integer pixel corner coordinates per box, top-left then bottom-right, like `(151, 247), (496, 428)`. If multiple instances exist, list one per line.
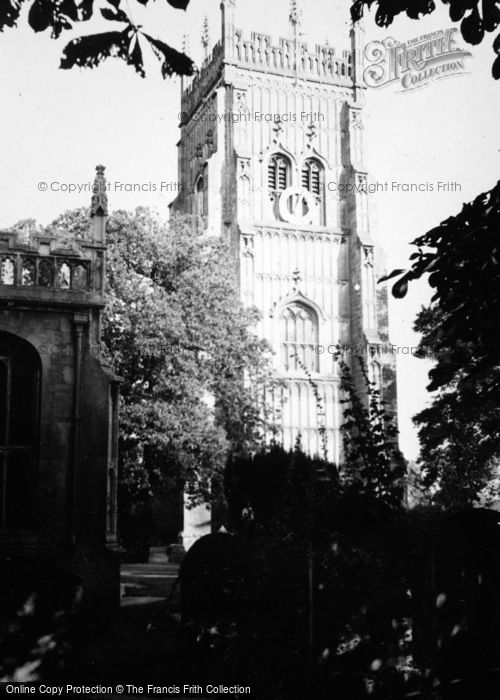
(0, 558), (81, 682)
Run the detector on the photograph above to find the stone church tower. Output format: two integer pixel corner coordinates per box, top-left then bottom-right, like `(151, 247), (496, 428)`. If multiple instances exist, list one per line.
(171, 1), (397, 482)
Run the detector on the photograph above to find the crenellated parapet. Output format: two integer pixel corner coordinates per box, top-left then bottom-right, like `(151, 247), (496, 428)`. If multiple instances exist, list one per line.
(0, 232), (105, 307)
(181, 42), (224, 120)
(229, 30), (353, 85)
(0, 165), (107, 309)
(181, 27), (355, 121)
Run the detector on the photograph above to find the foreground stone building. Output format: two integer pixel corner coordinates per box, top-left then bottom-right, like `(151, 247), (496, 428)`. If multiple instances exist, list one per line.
(0, 166), (120, 607)
(169, 2), (398, 546)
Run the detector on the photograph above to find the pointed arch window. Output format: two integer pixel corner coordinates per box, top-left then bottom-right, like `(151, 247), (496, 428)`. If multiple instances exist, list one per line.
(195, 173), (207, 218)
(268, 154), (290, 194)
(0, 333), (40, 532)
(281, 302), (319, 373)
(302, 158), (325, 224)
(302, 159), (322, 194)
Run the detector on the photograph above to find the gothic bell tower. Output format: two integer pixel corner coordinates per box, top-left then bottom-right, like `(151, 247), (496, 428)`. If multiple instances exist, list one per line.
(170, 0), (397, 467)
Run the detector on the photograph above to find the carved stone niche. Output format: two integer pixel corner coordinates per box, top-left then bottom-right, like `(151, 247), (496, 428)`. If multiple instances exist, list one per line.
(356, 172), (368, 193)
(234, 87), (249, 114)
(362, 245), (374, 265)
(351, 110), (363, 129)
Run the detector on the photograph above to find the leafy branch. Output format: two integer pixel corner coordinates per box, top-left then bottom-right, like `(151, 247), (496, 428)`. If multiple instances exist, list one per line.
(1, 0), (194, 78)
(380, 180), (500, 394)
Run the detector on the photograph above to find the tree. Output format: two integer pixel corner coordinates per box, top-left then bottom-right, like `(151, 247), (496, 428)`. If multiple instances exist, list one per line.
(0, 0), (194, 78)
(412, 304), (500, 508)
(382, 180), (500, 506)
(7, 218), (41, 243)
(352, 0), (500, 79)
(221, 362), (410, 699)
(337, 355), (406, 509)
(46, 207), (276, 508)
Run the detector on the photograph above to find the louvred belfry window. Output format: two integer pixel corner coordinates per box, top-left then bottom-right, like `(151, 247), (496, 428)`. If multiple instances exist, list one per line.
(302, 160), (321, 194)
(301, 158), (325, 224)
(268, 155), (290, 193)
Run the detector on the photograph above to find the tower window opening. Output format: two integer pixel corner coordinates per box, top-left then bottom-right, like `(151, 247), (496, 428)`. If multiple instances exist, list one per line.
(301, 159), (325, 224)
(268, 154), (290, 193)
(302, 158), (323, 195)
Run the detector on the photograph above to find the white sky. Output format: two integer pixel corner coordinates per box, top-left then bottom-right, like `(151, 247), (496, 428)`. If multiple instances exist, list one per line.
(1, 0), (499, 461)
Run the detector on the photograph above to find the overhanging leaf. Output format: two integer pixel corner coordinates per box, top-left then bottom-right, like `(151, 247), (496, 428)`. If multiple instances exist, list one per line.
(28, 0), (51, 32)
(493, 53), (500, 79)
(0, 0), (25, 32)
(127, 34), (145, 77)
(166, 0), (190, 9)
(60, 30), (131, 70)
(378, 269), (406, 284)
(101, 6), (129, 23)
(392, 275), (410, 299)
(142, 32), (194, 77)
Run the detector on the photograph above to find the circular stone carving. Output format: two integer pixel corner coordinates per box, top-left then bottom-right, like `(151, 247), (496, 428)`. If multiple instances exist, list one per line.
(279, 186), (318, 225)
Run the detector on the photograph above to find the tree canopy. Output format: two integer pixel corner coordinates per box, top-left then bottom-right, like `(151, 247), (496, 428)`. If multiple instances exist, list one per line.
(382, 180), (500, 507)
(45, 207), (276, 506)
(412, 303), (500, 508)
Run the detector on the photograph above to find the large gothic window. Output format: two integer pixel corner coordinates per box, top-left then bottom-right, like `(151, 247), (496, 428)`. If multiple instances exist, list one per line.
(268, 154), (290, 194)
(281, 303), (319, 373)
(0, 333), (40, 532)
(302, 158), (325, 224)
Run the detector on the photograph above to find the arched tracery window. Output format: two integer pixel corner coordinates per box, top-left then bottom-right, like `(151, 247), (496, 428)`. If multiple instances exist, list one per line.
(301, 159), (322, 194)
(301, 158), (325, 224)
(0, 332), (40, 531)
(281, 302), (319, 372)
(268, 154), (291, 194)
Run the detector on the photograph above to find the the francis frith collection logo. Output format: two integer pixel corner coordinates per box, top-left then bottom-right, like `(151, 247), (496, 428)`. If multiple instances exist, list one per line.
(364, 27), (472, 91)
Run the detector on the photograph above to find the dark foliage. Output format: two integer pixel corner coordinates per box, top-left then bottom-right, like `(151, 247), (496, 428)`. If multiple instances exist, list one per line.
(142, 33), (194, 78)
(0, 559), (81, 682)
(183, 449), (500, 698)
(381, 181), (500, 393)
(406, 508), (500, 698)
(179, 532), (252, 628)
(382, 181), (500, 505)
(338, 356), (406, 508)
(0, 1), (26, 33)
(225, 443), (339, 541)
(0, 0), (194, 79)
(220, 445), (412, 698)
(351, 0), (500, 79)
(60, 30), (136, 73)
(412, 304), (500, 507)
